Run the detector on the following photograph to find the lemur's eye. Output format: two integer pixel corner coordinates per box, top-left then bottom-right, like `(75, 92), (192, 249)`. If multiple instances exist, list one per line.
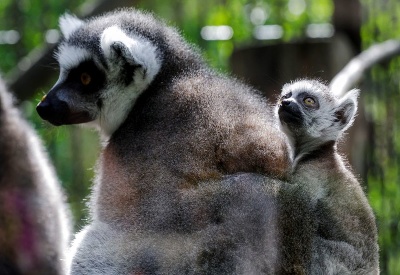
(304, 97), (316, 106)
(81, 73), (91, 85)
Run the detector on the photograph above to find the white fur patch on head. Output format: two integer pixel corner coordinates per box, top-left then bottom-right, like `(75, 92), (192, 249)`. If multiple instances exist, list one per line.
(59, 13), (84, 40)
(55, 44), (91, 71)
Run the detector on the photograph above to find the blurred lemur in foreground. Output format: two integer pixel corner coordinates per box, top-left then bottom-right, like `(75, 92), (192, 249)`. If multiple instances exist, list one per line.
(0, 77), (70, 274)
(36, 8), (298, 274)
(277, 79), (379, 274)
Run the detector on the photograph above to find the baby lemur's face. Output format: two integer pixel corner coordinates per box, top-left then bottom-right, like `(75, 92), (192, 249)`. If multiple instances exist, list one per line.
(277, 79), (358, 146)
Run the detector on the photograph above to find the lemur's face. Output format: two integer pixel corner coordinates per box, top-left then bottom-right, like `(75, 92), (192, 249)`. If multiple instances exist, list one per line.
(278, 90), (318, 129)
(277, 80), (358, 143)
(36, 13), (162, 138)
(278, 80), (327, 139)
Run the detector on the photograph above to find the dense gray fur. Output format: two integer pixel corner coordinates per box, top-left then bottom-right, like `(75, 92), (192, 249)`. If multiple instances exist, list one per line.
(277, 79), (379, 274)
(69, 173), (315, 274)
(36, 9), (295, 274)
(0, 77), (70, 274)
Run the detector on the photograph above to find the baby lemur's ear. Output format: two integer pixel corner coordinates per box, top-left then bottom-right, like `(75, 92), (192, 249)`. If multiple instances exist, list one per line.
(334, 89), (359, 132)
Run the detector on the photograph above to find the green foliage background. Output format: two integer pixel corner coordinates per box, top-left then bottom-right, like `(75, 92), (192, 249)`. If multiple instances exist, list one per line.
(361, 0), (400, 273)
(0, 0), (398, 273)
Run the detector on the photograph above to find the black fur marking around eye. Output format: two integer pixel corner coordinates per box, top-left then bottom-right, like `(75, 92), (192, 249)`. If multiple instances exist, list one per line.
(67, 60), (106, 94)
(297, 92), (319, 109)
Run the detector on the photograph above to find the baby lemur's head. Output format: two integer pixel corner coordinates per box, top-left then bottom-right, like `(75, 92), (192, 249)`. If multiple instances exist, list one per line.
(277, 79), (359, 157)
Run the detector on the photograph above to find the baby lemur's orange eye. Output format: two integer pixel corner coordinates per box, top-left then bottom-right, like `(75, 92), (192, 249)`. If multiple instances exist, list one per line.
(304, 97), (315, 106)
(81, 73), (91, 85)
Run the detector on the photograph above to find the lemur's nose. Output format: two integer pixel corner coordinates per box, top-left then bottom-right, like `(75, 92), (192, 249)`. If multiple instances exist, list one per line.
(281, 99), (291, 106)
(36, 98), (52, 120)
(36, 94), (70, 126)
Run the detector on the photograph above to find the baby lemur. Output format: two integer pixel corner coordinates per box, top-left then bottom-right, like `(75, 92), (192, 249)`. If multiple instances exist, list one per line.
(0, 77), (70, 274)
(277, 79), (379, 274)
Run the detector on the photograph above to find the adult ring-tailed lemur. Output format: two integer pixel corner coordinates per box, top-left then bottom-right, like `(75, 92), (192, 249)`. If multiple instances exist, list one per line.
(36, 8), (378, 275)
(36, 8), (295, 274)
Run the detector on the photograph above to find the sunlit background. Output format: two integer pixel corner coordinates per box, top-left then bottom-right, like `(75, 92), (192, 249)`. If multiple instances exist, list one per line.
(0, 0), (399, 274)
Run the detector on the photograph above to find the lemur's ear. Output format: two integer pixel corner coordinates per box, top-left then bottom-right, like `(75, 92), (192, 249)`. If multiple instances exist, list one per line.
(100, 26), (160, 83)
(334, 89), (359, 132)
(59, 13), (84, 39)
(101, 26), (141, 66)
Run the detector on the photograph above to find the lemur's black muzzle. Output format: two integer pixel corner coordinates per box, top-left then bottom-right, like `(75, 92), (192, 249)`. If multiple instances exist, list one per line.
(36, 88), (93, 126)
(278, 100), (303, 124)
(36, 94), (71, 126)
